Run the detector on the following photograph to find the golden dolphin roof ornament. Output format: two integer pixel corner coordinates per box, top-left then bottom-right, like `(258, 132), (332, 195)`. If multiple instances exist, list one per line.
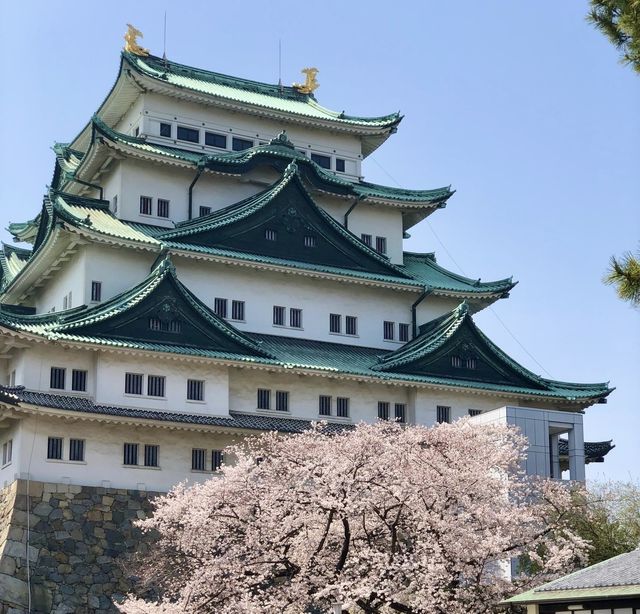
(124, 24), (150, 57)
(293, 67), (319, 95)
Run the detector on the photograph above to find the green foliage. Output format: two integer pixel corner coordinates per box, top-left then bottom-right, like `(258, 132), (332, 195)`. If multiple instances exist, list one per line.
(587, 0), (640, 73)
(604, 249), (640, 306)
(570, 480), (640, 565)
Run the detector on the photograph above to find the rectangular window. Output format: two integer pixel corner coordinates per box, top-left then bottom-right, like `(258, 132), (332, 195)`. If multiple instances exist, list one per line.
(361, 233), (372, 247)
(335, 158), (346, 173)
(47, 436), (63, 460)
(265, 228), (277, 241)
(192, 448), (206, 471)
(199, 206), (212, 216)
(177, 125), (200, 143)
(319, 395), (332, 416)
(123, 443), (139, 466)
(231, 300), (245, 321)
(159, 122), (172, 137)
(451, 356), (463, 368)
(125, 372), (144, 395)
(50, 367), (66, 390)
(377, 401), (390, 421)
(383, 321), (395, 341)
(304, 235), (317, 248)
(345, 316), (357, 336)
(395, 403), (406, 423)
(468, 409), (482, 417)
(212, 450), (224, 471)
(375, 236), (387, 254)
(147, 375), (166, 398)
(399, 323), (410, 343)
(310, 153), (331, 169)
(71, 369), (87, 392)
(144, 444), (159, 468)
(67, 291), (72, 309)
(336, 397), (349, 418)
(157, 199), (170, 218)
(329, 313), (341, 334)
(289, 308), (303, 329)
(187, 379), (205, 401)
(69, 438), (85, 462)
(139, 196), (153, 215)
(275, 390), (289, 412)
(273, 305), (286, 326)
(214, 297), (228, 319)
(205, 131), (227, 148)
(437, 405), (451, 424)
(91, 281), (102, 302)
(257, 388), (271, 410)
(2, 439), (12, 465)
(63, 295), (68, 310)
(232, 137), (253, 151)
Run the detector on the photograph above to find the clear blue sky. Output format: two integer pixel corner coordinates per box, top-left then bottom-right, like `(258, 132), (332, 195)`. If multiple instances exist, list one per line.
(0, 1), (637, 482)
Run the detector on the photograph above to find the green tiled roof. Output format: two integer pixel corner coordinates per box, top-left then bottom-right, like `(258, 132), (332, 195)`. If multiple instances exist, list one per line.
(125, 53), (402, 130)
(7, 216), (40, 245)
(0, 243), (30, 288)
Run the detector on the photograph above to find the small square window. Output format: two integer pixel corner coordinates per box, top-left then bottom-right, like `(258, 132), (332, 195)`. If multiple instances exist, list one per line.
(177, 125), (200, 143)
(275, 390), (289, 412)
(310, 153), (331, 169)
(157, 199), (170, 218)
(399, 323), (410, 343)
(335, 158), (346, 173)
(187, 379), (205, 401)
(69, 438), (85, 462)
(214, 297), (228, 319)
(144, 444), (159, 468)
(71, 369), (87, 392)
(147, 375), (166, 398)
(377, 402), (390, 421)
(257, 388), (271, 410)
(47, 436), (63, 460)
(273, 305), (286, 326)
(329, 313), (341, 334)
(383, 321), (395, 341)
(437, 405), (451, 424)
(265, 228), (278, 241)
(50, 367), (66, 390)
(231, 300), (245, 321)
(336, 397), (349, 418)
(125, 373), (144, 395)
(232, 137), (253, 151)
(205, 132), (227, 148)
(319, 395), (332, 416)
(192, 448), (206, 471)
(394, 403), (406, 423)
(375, 236), (387, 254)
(91, 281), (102, 302)
(212, 450), (224, 471)
(140, 196), (153, 215)
(345, 316), (357, 336)
(361, 234), (372, 247)
(199, 206), (212, 217)
(290, 308), (303, 329)
(159, 122), (172, 137)
(123, 443), (139, 466)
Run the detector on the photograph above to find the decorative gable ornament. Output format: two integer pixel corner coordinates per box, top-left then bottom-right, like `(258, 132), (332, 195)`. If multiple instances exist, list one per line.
(124, 24), (149, 57)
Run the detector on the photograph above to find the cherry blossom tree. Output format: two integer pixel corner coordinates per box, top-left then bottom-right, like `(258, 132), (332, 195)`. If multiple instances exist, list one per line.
(120, 421), (589, 614)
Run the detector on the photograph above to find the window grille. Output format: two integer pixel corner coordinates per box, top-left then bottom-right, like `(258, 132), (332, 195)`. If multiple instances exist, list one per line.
(159, 122), (172, 137)
(336, 158), (346, 172)
(319, 395), (331, 416)
(257, 388), (271, 410)
(187, 379), (205, 401)
(147, 375), (166, 398)
(47, 437), (63, 460)
(304, 235), (317, 248)
(232, 137), (253, 151)
(50, 367), (66, 390)
(310, 153), (331, 169)
(144, 444), (159, 467)
(71, 369), (87, 392)
(148, 317), (181, 333)
(273, 305), (286, 326)
(199, 206), (212, 216)
(231, 300), (245, 321)
(377, 402), (390, 421)
(139, 196), (153, 215)
(212, 450), (224, 471)
(361, 233), (372, 247)
(125, 373), (143, 395)
(123, 443), (139, 466)
(69, 438), (85, 462)
(91, 281), (102, 302)
(289, 308), (302, 329)
(214, 297), (228, 319)
(329, 313), (341, 333)
(177, 126), (200, 143)
(265, 229), (278, 241)
(337, 397), (349, 418)
(275, 390), (289, 412)
(399, 323), (410, 342)
(157, 199), (170, 218)
(345, 316), (357, 336)
(192, 448), (206, 471)
(383, 321), (395, 341)
(468, 409), (482, 417)
(465, 357), (477, 369)
(394, 403), (406, 423)
(205, 132), (227, 148)
(437, 406), (451, 424)
(451, 356), (463, 368)
(375, 236), (387, 254)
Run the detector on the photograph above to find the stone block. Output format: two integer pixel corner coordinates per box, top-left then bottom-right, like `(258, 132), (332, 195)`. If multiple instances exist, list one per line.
(0, 555), (16, 575)
(43, 483), (58, 493)
(32, 502), (53, 517)
(68, 485), (82, 494)
(0, 572), (28, 608)
(4, 540), (39, 563)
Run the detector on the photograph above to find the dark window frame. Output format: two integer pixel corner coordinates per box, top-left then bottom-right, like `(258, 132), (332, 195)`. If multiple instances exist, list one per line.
(205, 131), (227, 148)
(345, 315), (357, 336)
(125, 372), (144, 395)
(437, 405), (451, 424)
(257, 388), (271, 410)
(139, 195), (153, 216)
(91, 280), (102, 302)
(177, 125), (200, 143)
(335, 158), (346, 173)
(336, 397), (349, 418)
(329, 313), (342, 334)
(157, 198), (170, 218)
(214, 297), (228, 319)
(273, 305), (286, 326)
(275, 390), (289, 412)
(383, 321), (395, 341)
(232, 136), (253, 151)
(310, 153), (331, 169)
(231, 300), (245, 321)
(192, 448), (206, 471)
(289, 308), (303, 329)
(159, 122), (172, 137)
(147, 375), (166, 398)
(47, 436), (63, 460)
(187, 379), (205, 402)
(399, 323), (410, 343)
(319, 395), (332, 416)
(50, 367), (66, 390)
(71, 369), (87, 392)
(123, 442), (139, 466)
(377, 401), (390, 421)
(144, 444), (159, 468)
(69, 438), (85, 462)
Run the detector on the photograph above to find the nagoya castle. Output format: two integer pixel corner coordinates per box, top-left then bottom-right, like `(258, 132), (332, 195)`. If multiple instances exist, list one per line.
(0, 27), (613, 612)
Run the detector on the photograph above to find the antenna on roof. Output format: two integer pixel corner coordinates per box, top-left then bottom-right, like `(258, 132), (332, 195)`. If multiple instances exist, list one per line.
(278, 39), (283, 93)
(162, 11), (168, 64)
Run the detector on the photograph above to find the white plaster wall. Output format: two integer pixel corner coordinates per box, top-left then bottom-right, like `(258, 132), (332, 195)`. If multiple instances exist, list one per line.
(415, 296), (462, 329)
(0, 420), (20, 489)
(114, 96), (144, 137)
(95, 353), (230, 416)
(102, 164), (122, 214)
(414, 389), (516, 426)
(346, 203), (404, 264)
(175, 256), (418, 349)
(14, 414), (241, 492)
(34, 250), (87, 314)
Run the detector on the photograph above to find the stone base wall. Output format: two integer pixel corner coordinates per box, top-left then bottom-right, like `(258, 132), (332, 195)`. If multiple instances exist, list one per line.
(0, 480), (159, 614)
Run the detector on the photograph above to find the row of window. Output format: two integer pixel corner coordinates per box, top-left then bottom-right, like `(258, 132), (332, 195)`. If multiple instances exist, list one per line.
(451, 356), (478, 370)
(360, 234), (387, 255)
(261, 228), (388, 256)
(257, 388), (289, 412)
(329, 313), (358, 336)
(213, 297), (245, 322)
(273, 306), (303, 329)
(383, 321), (411, 342)
(140, 196), (171, 218)
(50, 367), (88, 392)
(46, 437), (223, 472)
(157, 121), (350, 173)
(124, 373), (205, 401)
